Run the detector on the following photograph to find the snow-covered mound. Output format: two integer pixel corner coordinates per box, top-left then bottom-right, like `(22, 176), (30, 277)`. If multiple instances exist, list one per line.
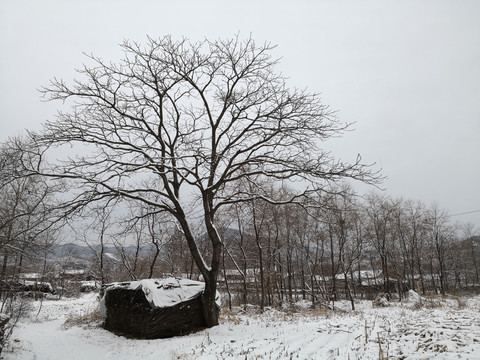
(104, 277), (220, 308)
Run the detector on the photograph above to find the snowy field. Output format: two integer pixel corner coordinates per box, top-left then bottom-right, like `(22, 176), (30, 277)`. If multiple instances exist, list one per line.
(4, 291), (480, 359)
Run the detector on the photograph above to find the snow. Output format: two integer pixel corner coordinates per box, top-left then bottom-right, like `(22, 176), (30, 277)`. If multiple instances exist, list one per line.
(63, 269), (85, 276)
(20, 280), (55, 293)
(103, 253), (119, 262)
(407, 289), (422, 304)
(17, 273), (41, 280)
(104, 277), (220, 308)
(4, 292), (480, 359)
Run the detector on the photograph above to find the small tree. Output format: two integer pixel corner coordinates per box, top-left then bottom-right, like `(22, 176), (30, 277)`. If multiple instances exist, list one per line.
(24, 36), (378, 327)
(114, 199), (175, 280)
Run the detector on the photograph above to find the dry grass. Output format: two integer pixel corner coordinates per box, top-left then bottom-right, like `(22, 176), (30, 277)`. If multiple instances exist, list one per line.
(220, 308), (242, 325)
(411, 294), (445, 310)
(62, 307), (104, 329)
(455, 296), (467, 309)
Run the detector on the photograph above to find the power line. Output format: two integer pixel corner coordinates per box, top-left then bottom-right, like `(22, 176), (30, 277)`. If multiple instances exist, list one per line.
(447, 209), (480, 218)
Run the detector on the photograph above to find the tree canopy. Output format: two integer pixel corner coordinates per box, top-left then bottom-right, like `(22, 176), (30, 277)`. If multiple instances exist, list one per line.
(21, 35), (380, 326)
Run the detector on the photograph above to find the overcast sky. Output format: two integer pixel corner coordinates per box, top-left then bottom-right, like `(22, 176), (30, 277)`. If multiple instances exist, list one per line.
(1, 0), (479, 229)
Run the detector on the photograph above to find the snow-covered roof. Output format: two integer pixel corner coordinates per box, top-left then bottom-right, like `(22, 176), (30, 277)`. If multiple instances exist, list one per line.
(223, 268), (256, 276)
(64, 269), (85, 275)
(23, 280), (54, 293)
(105, 277), (221, 309)
(19, 273), (42, 279)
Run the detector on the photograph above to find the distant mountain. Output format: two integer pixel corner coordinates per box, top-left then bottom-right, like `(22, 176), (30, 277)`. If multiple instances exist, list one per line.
(48, 243), (112, 260)
(49, 228), (242, 266)
(48, 242), (160, 261)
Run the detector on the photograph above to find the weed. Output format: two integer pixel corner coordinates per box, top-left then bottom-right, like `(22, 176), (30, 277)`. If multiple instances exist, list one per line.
(412, 300), (423, 310)
(423, 296), (443, 309)
(169, 350), (193, 360)
(62, 307), (103, 329)
(221, 308), (243, 325)
(455, 296), (467, 309)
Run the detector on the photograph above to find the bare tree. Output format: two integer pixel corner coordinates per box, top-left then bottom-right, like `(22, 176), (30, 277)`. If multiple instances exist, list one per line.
(79, 204), (116, 293)
(363, 193), (399, 296)
(461, 223), (480, 288)
(426, 204), (456, 295)
(222, 202), (255, 308)
(115, 200), (178, 280)
(23, 36), (379, 326)
(1, 140), (61, 272)
(0, 139), (62, 350)
(393, 199), (428, 294)
(0, 139), (62, 290)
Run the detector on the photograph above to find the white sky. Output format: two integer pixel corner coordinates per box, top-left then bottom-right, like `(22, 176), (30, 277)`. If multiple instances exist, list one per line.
(1, 0), (479, 229)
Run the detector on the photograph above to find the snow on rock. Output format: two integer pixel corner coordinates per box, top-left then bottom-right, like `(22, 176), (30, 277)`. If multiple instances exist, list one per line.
(407, 289), (422, 304)
(104, 277), (220, 309)
(373, 292), (390, 307)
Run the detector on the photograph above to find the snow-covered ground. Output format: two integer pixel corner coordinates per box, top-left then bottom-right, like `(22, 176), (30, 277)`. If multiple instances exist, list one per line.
(3, 291), (480, 359)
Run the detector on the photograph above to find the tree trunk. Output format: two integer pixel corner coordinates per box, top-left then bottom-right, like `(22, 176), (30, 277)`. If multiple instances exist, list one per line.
(416, 255), (426, 295)
(148, 244), (160, 279)
(474, 254), (480, 286)
(257, 246), (265, 310)
(329, 230), (337, 302)
(175, 212), (221, 327)
(201, 271), (220, 327)
(344, 272), (355, 310)
(241, 248), (248, 307)
(222, 247), (232, 311)
(202, 236), (221, 327)
(200, 228), (221, 327)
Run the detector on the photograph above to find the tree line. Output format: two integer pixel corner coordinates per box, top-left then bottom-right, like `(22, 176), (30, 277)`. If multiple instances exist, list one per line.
(2, 160), (477, 312)
(79, 185), (479, 311)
